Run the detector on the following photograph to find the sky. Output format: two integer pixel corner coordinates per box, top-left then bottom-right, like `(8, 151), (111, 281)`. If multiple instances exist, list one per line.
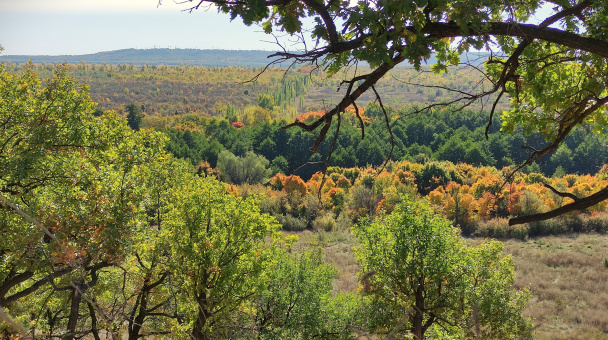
(0, 0), (557, 57)
(0, 0), (280, 55)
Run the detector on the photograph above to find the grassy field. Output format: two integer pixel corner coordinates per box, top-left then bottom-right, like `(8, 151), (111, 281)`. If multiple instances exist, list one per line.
(502, 234), (608, 339)
(295, 231), (608, 339)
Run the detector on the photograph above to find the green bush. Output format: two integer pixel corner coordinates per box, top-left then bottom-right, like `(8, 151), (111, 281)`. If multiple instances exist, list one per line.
(474, 218), (509, 239)
(312, 212), (337, 232)
(581, 212), (608, 233)
(528, 218), (568, 237)
(277, 214), (307, 231)
(474, 218), (528, 240)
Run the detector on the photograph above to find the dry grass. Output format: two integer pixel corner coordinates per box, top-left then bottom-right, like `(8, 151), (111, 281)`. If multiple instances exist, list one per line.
(499, 234), (608, 339)
(288, 230), (360, 293)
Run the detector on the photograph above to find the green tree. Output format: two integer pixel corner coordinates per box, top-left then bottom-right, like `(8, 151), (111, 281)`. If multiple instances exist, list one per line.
(0, 64), (167, 338)
(173, 0), (608, 223)
(162, 175), (280, 339)
(257, 93), (275, 110)
(270, 155), (288, 174)
(217, 150), (272, 185)
(126, 103), (145, 130)
(252, 242), (358, 339)
(354, 197), (531, 339)
(116, 157), (195, 340)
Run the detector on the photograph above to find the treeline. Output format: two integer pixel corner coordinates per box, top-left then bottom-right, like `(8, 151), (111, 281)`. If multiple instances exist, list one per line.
(0, 48), (302, 67)
(147, 103), (608, 181)
(241, 161), (608, 239)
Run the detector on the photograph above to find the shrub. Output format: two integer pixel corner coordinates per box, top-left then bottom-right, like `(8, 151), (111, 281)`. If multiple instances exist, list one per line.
(217, 150), (272, 185)
(277, 214), (307, 231)
(283, 175), (308, 196)
(416, 162), (452, 195)
(312, 212), (337, 232)
(473, 218), (528, 240)
(474, 218), (509, 238)
(581, 212), (608, 233)
(335, 211), (353, 232)
(528, 218), (567, 237)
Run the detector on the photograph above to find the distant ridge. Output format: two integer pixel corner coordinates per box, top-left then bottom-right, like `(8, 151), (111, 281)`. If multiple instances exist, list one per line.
(0, 48), (491, 67)
(0, 48), (288, 67)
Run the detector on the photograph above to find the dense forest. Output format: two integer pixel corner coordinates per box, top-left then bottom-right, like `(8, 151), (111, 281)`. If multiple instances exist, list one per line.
(1, 61), (608, 339)
(157, 105), (608, 180)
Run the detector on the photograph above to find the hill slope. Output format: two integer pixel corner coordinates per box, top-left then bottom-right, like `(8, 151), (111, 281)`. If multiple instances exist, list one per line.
(0, 48), (286, 67)
(0, 48), (491, 67)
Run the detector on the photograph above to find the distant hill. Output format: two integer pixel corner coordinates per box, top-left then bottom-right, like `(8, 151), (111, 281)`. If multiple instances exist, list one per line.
(0, 48), (491, 67)
(0, 48), (288, 67)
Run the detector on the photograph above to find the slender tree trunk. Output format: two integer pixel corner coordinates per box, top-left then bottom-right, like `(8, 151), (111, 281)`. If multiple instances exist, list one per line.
(411, 277), (425, 340)
(192, 291), (210, 340)
(66, 286), (82, 340)
(128, 270), (168, 340)
(64, 265), (105, 340)
(87, 302), (101, 340)
(128, 288), (149, 340)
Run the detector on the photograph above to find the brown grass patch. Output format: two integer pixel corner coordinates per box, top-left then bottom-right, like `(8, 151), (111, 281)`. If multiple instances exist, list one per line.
(502, 234), (608, 339)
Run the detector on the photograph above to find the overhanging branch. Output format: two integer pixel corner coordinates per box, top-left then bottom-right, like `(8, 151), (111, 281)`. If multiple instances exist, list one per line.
(510, 185), (608, 225)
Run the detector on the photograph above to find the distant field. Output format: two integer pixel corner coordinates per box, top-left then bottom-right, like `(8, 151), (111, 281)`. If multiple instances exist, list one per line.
(297, 231), (608, 339)
(1, 51), (502, 116)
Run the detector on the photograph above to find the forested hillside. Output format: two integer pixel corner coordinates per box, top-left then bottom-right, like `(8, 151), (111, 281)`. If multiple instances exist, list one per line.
(5, 62), (606, 178)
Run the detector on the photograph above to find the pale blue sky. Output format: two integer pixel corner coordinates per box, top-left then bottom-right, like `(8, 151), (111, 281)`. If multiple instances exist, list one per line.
(0, 0), (279, 55)
(0, 0), (555, 56)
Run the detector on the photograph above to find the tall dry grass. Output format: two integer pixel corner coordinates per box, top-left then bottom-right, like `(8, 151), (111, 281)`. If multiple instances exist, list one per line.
(493, 234), (608, 339)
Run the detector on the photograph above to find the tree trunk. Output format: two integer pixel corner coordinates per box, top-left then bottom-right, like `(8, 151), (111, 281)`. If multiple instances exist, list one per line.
(411, 276), (425, 340)
(128, 289), (149, 340)
(192, 291), (210, 340)
(87, 302), (101, 340)
(65, 286), (82, 340)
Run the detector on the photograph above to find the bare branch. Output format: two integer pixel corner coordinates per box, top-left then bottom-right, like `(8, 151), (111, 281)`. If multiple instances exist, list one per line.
(485, 90), (504, 139)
